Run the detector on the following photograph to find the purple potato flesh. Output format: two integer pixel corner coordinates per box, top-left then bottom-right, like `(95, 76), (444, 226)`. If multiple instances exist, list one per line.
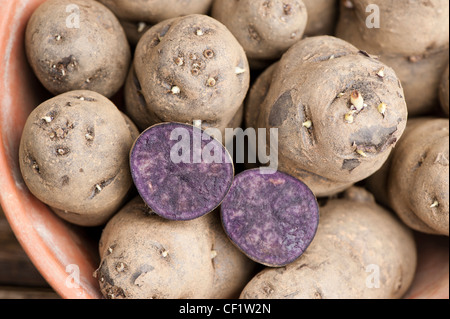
(221, 168), (319, 267)
(130, 122), (234, 221)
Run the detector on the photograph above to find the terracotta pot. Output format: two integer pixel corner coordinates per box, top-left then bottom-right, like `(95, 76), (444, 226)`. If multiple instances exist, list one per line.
(0, 0), (448, 300)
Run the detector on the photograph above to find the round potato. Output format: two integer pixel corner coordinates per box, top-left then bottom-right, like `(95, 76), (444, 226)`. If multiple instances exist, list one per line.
(19, 90), (135, 226)
(132, 14), (250, 134)
(388, 118), (449, 236)
(211, 0), (307, 67)
(240, 194), (417, 299)
(250, 36), (408, 197)
(25, 0), (131, 98)
(96, 197), (256, 299)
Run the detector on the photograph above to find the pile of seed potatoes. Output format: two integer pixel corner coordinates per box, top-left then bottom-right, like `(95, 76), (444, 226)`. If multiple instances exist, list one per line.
(19, 0), (448, 299)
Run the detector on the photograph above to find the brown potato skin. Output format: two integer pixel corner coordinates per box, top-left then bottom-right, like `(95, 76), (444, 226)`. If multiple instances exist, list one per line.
(240, 196), (417, 299)
(49, 111), (138, 226)
(98, 0), (213, 25)
(363, 156), (392, 208)
(19, 90), (135, 227)
(96, 197), (256, 299)
(203, 208), (257, 299)
(211, 0), (307, 65)
(388, 118), (449, 236)
(97, 197), (213, 299)
(243, 62), (278, 170)
(25, 0), (131, 98)
(120, 111), (140, 142)
(303, 0), (338, 36)
(245, 62), (279, 130)
(124, 64), (244, 142)
(336, 0), (449, 117)
(133, 14), (250, 134)
(440, 65), (449, 116)
(123, 65), (162, 132)
(252, 36), (408, 197)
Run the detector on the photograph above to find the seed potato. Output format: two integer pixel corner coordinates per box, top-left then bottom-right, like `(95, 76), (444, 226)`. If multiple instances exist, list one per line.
(96, 197), (256, 299)
(388, 118), (449, 236)
(19, 90), (135, 226)
(130, 14), (249, 139)
(212, 0), (308, 68)
(240, 190), (417, 299)
(247, 36), (408, 197)
(25, 0), (131, 97)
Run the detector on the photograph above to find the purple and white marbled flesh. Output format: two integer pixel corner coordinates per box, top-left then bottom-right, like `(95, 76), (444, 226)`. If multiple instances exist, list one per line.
(221, 168), (319, 267)
(130, 122), (234, 221)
